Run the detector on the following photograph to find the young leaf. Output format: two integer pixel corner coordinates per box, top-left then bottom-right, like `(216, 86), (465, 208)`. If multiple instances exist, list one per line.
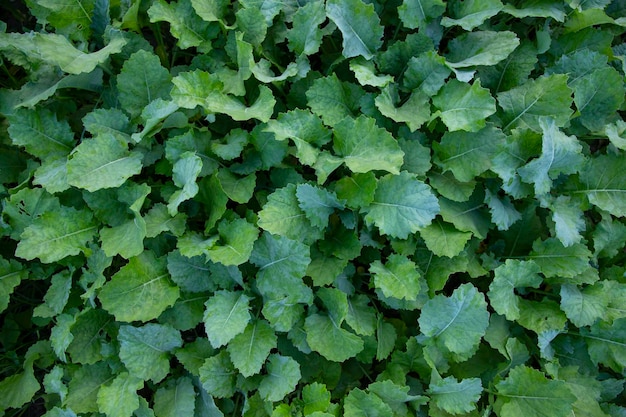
(153, 377), (196, 417)
(302, 382), (331, 415)
(203, 290), (251, 348)
(343, 387), (393, 416)
(258, 354), (301, 402)
(325, 0), (383, 60)
(0, 258), (25, 314)
(560, 284), (608, 327)
(96, 372), (143, 417)
(420, 219), (473, 258)
(441, 0), (504, 30)
(364, 172), (440, 239)
(403, 51), (451, 96)
(206, 218), (259, 266)
(529, 238), (594, 281)
(148, 0), (217, 52)
(296, 184), (345, 229)
(375, 86), (431, 132)
(33, 270), (72, 318)
(65, 362), (112, 413)
(167, 151), (202, 216)
(118, 323), (183, 383)
(304, 313), (364, 362)
(98, 251), (180, 322)
(287, 0), (326, 55)
(581, 318), (626, 373)
(199, 351), (237, 398)
(306, 74), (364, 127)
(369, 254), (422, 301)
(398, 0), (446, 29)
(428, 376), (483, 414)
(488, 260), (543, 321)
(227, 319), (277, 377)
(432, 79), (497, 132)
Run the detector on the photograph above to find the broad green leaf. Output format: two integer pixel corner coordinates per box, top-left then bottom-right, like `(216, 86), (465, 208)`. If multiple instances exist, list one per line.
(96, 372), (143, 417)
(227, 319), (277, 377)
(333, 172), (378, 209)
(441, 0), (504, 30)
(190, 0), (228, 23)
(479, 41), (538, 93)
(153, 377), (196, 417)
(376, 318), (397, 360)
(345, 295), (377, 336)
(494, 366), (576, 417)
(166, 250), (214, 293)
(432, 79), (496, 132)
(306, 74), (364, 127)
(325, 0), (383, 60)
(398, 0), (446, 29)
(581, 318), (626, 372)
(572, 67), (624, 132)
(560, 284), (609, 327)
(7, 107), (74, 159)
(258, 354), (301, 402)
(518, 118), (584, 195)
(65, 362), (113, 413)
(343, 387), (393, 416)
(167, 151), (202, 216)
(100, 218), (146, 260)
(296, 183), (345, 229)
(420, 219), (473, 258)
(33, 270), (72, 318)
(302, 382), (331, 415)
(488, 260), (543, 321)
(116, 50), (171, 119)
(15, 206), (96, 263)
(332, 115), (404, 175)
(35, 0), (95, 40)
(433, 125), (506, 182)
(549, 196), (585, 247)
(364, 172), (439, 239)
(145, 204), (187, 238)
(428, 376), (482, 414)
(0, 366), (40, 410)
(287, 0), (326, 55)
(529, 238), (595, 281)
(304, 313), (364, 362)
(484, 188), (522, 231)
(67, 133), (143, 192)
(369, 254), (422, 301)
(83, 108), (132, 143)
(66, 308), (112, 364)
(446, 31), (520, 68)
(216, 169), (256, 204)
(593, 213), (626, 258)
(403, 51), (451, 96)
(0, 257), (27, 313)
(502, 0), (566, 21)
(235, 7), (267, 46)
(375, 86), (430, 132)
(98, 251), (180, 322)
(207, 218), (258, 266)
(203, 290), (251, 348)
(418, 283), (489, 360)
(0, 30), (127, 74)
(578, 154), (626, 217)
(262, 295), (305, 332)
(498, 75), (573, 132)
(257, 184), (323, 244)
(350, 57), (394, 87)
(250, 232), (312, 303)
(517, 299), (568, 334)
(118, 323), (183, 383)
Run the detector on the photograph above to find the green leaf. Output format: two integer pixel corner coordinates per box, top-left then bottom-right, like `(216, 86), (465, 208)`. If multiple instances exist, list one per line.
(488, 260), (543, 321)
(428, 376), (483, 414)
(235, 7), (267, 46)
(304, 313), (364, 362)
(350, 58), (394, 87)
(517, 118), (584, 195)
(420, 219), (473, 258)
(227, 319), (276, 377)
(376, 318), (397, 360)
(364, 172), (439, 239)
(446, 31), (520, 68)
(167, 151), (202, 215)
(403, 51), (451, 96)
(529, 238), (595, 281)
(7, 107), (75, 159)
(398, 0), (446, 29)
(494, 366), (576, 417)
(302, 382), (331, 415)
(325, 0), (383, 60)
(345, 295), (377, 336)
(375, 86), (431, 132)
(153, 377), (196, 417)
(116, 50), (172, 119)
(332, 115), (405, 175)
(207, 218), (258, 266)
(484, 188), (522, 231)
(148, 0), (217, 52)
(369, 254), (422, 301)
(578, 154), (626, 217)
(203, 290), (251, 348)
(118, 323), (183, 383)
(199, 351), (237, 398)
(33, 270), (72, 318)
(0, 257), (27, 313)
(66, 133), (143, 192)
(65, 362), (113, 413)
(333, 172), (378, 209)
(258, 184), (323, 244)
(296, 184), (345, 229)
(216, 169), (256, 204)
(98, 251), (180, 322)
(441, 0), (504, 30)
(498, 75), (573, 132)
(0, 367), (40, 410)
(549, 196), (585, 247)
(432, 79), (497, 132)
(306, 74), (364, 127)
(343, 387), (393, 416)
(15, 205), (96, 263)
(250, 232), (313, 303)
(145, 204), (187, 238)
(433, 124), (505, 182)
(35, 0), (95, 39)
(96, 372), (143, 417)
(418, 283), (490, 360)
(287, 0), (326, 55)
(502, 0), (566, 21)
(479, 41), (538, 93)
(581, 318), (626, 373)
(66, 308), (112, 364)
(560, 283), (609, 327)
(572, 66), (624, 132)
(258, 354), (301, 402)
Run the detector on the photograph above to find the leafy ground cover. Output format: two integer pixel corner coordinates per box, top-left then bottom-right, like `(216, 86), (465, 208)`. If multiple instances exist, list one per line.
(1, 0), (626, 416)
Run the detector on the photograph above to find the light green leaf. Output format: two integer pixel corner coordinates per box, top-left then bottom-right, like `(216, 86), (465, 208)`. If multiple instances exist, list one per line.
(484, 188), (522, 231)
(199, 351), (237, 399)
(433, 124), (505, 182)
(227, 319), (277, 377)
(429, 376), (483, 414)
(446, 31), (520, 68)
(207, 218), (258, 266)
(15, 205), (96, 263)
(302, 382), (331, 415)
(364, 172), (439, 239)
(517, 299), (568, 334)
(100, 218), (146, 259)
(350, 58), (394, 87)
(441, 0), (504, 30)
(306, 74), (364, 127)
(168, 151), (202, 216)
(67, 133), (143, 192)
(250, 232), (312, 303)
(304, 313), (364, 362)
(33, 270), (72, 318)
(0, 367), (40, 410)
(262, 295), (305, 332)
(332, 115), (405, 175)
(420, 219), (473, 258)
(153, 377), (196, 417)
(235, 7), (267, 46)
(166, 250), (214, 293)
(203, 290), (251, 348)
(398, 0), (446, 29)
(257, 184), (323, 244)
(216, 169), (256, 204)
(549, 196), (585, 247)
(190, 0), (228, 23)
(343, 387), (393, 416)
(116, 50), (172, 119)
(325, 0), (383, 59)
(148, 0), (217, 51)
(96, 372), (143, 417)
(0, 257), (27, 313)
(518, 118), (584, 195)
(287, 0), (326, 55)
(376, 318), (397, 360)
(35, 0), (95, 39)
(7, 107), (75, 159)
(83, 108), (132, 143)
(118, 323), (183, 383)
(529, 238), (595, 280)
(572, 66), (624, 132)
(487, 260), (543, 321)
(432, 79), (496, 132)
(403, 51), (451, 96)
(258, 354), (301, 402)
(560, 284), (609, 327)
(578, 154), (626, 217)
(497, 75), (573, 132)
(502, 0), (566, 21)
(370, 254), (422, 301)
(98, 251), (180, 322)
(375, 86), (430, 132)
(145, 204), (187, 238)
(296, 183), (345, 229)
(418, 283), (489, 360)
(345, 295), (377, 336)
(494, 366), (576, 417)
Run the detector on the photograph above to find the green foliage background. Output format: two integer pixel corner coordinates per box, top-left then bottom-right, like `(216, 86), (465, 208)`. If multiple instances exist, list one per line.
(1, 0), (626, 416)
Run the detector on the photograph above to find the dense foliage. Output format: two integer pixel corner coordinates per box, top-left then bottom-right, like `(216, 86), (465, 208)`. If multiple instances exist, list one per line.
(1, 0), (626, 416)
